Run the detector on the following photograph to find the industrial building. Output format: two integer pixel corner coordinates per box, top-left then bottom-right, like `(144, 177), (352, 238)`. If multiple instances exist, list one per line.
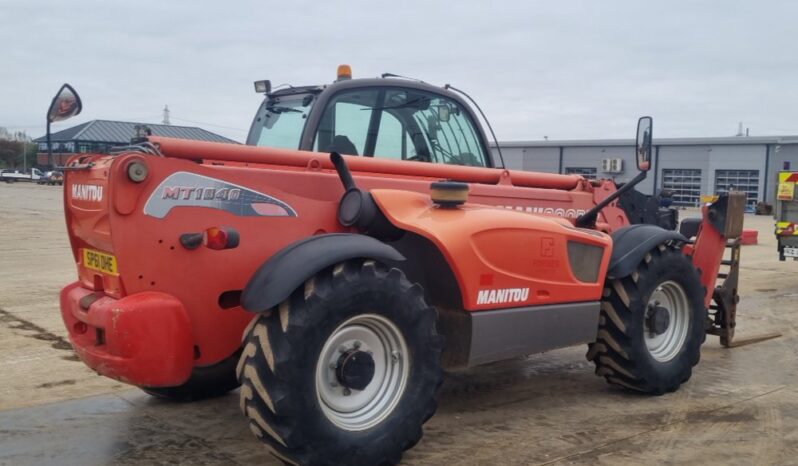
(34, 120), (237, 166)
(496, 136), (798, 206)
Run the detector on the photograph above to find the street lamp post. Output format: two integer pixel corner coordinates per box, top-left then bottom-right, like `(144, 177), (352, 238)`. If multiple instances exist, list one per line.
(46, 119), (52, 168)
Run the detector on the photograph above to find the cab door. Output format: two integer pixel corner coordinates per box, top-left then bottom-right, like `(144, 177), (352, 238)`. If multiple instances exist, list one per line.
(310, 86), (492, 168)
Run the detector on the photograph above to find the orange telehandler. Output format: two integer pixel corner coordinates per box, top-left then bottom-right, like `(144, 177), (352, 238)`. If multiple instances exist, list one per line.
(55, 67), (744, 465)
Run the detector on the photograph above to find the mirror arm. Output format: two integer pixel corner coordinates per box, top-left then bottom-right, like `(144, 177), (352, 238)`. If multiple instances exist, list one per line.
(575, 170), (648, 228)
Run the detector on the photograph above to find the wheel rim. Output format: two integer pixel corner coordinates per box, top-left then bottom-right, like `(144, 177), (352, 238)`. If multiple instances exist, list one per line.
(315, 314), (409, 431)
(644, 280), (691, 362)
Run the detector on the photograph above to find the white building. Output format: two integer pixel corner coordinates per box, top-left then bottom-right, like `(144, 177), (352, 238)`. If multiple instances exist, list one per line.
(495, 136), (798, 206)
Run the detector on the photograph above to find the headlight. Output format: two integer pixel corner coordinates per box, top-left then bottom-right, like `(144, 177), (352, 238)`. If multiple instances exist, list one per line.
(568, 241), (605, 283)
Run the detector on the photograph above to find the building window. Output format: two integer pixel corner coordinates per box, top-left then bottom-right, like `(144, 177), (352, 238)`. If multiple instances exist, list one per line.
(714, 170), (759, 205)
(662, 169), (702, 206)
(565, 167), (597, 180)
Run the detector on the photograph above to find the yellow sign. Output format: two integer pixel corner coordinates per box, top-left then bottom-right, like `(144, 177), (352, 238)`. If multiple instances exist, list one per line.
(82, 248), (119, 276)
(778, 182), (794, 200)
(778, 172), (796, 200)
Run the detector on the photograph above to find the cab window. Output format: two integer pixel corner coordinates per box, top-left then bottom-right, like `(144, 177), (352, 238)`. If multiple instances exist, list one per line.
(374, 111), (404, 160)
(251, 94), (314, 150)
(313, 90), (378, 156)
(313, 87), (488, 167)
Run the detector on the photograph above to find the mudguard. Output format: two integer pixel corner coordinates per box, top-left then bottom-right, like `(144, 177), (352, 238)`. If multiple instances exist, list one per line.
(241, 233), (405, 312)
(607, 224), (688, 279)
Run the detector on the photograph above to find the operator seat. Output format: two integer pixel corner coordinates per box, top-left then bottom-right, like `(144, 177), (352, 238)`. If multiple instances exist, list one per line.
(329, 135), (358, 156)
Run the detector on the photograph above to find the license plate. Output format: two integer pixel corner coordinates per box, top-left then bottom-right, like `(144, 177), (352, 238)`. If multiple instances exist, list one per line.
(82, 249), (119, 275)
(785, 247), (798, 258)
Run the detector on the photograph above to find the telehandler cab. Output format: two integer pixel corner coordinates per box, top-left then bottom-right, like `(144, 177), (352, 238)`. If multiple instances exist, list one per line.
(57, 67), (744, 465)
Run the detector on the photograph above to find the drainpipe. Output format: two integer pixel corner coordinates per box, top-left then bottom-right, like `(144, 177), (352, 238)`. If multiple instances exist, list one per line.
(763, 144), (770, 204)
(652, 145), (660, 195)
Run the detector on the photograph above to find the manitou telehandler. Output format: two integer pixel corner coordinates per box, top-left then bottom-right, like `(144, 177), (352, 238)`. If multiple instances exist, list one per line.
(56, 67), (745, 466)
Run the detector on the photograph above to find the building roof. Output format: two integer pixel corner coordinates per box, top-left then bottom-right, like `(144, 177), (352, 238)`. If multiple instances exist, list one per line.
(496, 135), (798, 148)
(35, 120), (238, 144)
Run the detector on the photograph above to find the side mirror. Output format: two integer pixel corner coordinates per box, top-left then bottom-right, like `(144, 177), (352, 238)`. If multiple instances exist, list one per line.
(636, 116), (652, 172)
(48, 84), (82, 123)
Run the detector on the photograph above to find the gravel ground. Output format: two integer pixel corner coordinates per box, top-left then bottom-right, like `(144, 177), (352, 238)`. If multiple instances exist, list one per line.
(1, 182), (797, 466)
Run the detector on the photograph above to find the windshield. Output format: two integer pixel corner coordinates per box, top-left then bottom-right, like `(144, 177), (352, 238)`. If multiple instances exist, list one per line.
(248, 94), (315, 149)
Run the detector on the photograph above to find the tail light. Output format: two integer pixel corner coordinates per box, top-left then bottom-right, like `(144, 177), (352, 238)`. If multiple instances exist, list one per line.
(180, 227), (240, 250)
(203, 227), (239, 250)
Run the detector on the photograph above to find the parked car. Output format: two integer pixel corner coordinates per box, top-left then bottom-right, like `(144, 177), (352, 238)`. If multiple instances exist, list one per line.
(37, 170), (64, 186)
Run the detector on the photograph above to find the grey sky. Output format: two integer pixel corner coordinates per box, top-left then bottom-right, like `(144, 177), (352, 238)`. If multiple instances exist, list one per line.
(1, 0), (796, 143)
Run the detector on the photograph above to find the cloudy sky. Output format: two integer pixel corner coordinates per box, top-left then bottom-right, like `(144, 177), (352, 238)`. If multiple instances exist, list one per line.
(1, 0), (796, 143)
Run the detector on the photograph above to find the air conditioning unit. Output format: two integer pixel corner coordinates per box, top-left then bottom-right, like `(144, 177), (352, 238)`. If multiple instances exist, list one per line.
(601, 158), (624, 173)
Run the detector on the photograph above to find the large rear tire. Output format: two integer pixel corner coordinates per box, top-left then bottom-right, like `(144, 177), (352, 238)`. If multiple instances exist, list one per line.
(143, 349), (242, 401)
(238, 260), (443, 466)
(587, 243), (706, 394)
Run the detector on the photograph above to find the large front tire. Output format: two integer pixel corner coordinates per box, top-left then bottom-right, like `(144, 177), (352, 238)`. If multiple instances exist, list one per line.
(587, 243), (706, 394)
(238, 260), (443, 466)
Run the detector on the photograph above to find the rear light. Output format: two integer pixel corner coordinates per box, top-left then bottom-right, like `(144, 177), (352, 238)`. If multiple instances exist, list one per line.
(180, 227), (240, 250)
(203, 227), (240, 250)
(73, 322), (88, 335)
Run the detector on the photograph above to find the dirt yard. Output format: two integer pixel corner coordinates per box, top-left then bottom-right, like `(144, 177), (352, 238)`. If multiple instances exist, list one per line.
(1, 182), (797, 466)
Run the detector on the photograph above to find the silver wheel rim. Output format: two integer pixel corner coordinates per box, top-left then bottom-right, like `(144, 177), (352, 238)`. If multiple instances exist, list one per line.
(315, 314), (409, 431)
(644, 280), (691, 362)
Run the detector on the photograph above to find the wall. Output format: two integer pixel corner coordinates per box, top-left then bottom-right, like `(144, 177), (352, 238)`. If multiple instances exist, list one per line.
(769, 144), (798, 203)
(495, 147), (560, 173)
(656, 145), (711, 200)
(494, 147), (524, 170)
(511, 145), (651, 194)
(562, 145), (653, 193)
(503, 141), (788, 204)
(706, 144), (767, 205)
(655, 144), (766, 205)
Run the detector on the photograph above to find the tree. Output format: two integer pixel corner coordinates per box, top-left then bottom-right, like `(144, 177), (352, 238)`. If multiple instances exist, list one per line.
(0, 140), (21, 168)
(0, 127), (34, 169)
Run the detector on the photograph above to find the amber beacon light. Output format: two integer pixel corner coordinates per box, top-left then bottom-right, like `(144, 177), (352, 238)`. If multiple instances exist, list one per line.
(337, 64), (352, 80)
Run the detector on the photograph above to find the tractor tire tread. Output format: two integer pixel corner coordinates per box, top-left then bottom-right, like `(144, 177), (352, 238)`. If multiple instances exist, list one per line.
(238, 259), (443, 466)
(587, 243), (706, 394)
